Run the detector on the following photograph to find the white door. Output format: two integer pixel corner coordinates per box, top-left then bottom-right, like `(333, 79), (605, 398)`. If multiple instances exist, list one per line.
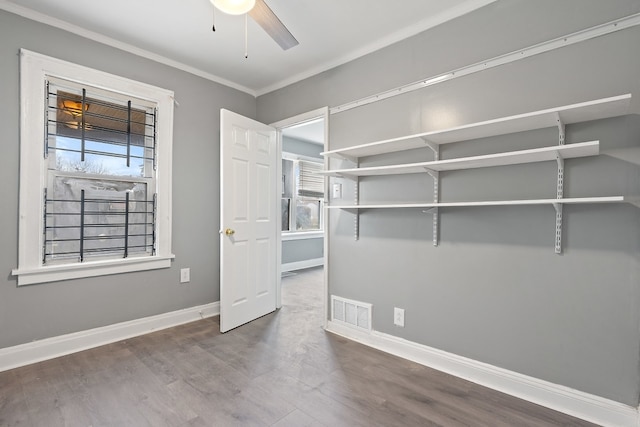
(220, 109), (278, 333)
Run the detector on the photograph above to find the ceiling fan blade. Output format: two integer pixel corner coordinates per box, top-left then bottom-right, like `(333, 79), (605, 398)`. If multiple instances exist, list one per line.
(249, 0), (299, 50)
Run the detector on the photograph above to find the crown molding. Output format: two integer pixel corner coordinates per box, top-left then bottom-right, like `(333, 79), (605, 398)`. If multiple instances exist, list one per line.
(255, 0), (497, 96)
(0, 0), (257, 96)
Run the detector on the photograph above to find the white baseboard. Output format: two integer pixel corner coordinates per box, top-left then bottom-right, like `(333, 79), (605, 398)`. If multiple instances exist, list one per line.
(326, 321), (639, 427)
(0, 302), (220, 373)
(282, 257), (324, 272)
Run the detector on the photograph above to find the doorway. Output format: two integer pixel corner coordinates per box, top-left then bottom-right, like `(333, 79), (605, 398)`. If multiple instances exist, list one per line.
(271, 108), (329, 327)
(219, 107), (329, 332)
(280, 119), (325, 274)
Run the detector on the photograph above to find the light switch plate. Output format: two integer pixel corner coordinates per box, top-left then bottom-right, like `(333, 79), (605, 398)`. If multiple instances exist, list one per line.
(332, 183), (342, 199)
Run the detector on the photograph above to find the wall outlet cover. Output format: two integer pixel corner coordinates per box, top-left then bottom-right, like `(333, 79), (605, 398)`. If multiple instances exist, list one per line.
(394, 307), (405, 327)
(180, 268), (190, 283)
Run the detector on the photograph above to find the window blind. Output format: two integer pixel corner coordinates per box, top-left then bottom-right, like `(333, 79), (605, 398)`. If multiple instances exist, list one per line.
(43, 78), (158, 264)
(297, 160), (324, 198)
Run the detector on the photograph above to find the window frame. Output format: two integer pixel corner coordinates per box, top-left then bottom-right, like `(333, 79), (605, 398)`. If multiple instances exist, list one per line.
(13, 49), (175, 286)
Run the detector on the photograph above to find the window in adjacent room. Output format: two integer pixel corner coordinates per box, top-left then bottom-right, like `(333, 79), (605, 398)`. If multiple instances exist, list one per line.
(13, 50), (175, 286)
(282, 156), (324, 233)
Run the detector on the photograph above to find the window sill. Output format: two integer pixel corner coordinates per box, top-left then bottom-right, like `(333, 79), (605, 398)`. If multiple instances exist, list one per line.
(12, 254), (175, 286)
(282, 231), (324, 241)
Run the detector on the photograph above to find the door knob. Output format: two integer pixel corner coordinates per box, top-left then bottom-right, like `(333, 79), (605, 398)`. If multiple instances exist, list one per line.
(225, 228), (235, 236)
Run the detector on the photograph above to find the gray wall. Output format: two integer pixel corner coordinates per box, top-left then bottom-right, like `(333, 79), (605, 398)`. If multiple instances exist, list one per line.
(0, 10), (255, 349)
(257, 0), (640, 406)
(282, 238), (323, 265)
(283, 136), (323, 158)
(282, 136), (324, 266)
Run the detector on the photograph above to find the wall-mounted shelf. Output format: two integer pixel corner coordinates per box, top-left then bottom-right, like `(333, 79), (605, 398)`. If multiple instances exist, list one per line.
(326, 196), (632, 210)
(320, 141), (599, 178)
(321, 94), (633, 252)
(321, 94), (630, 160)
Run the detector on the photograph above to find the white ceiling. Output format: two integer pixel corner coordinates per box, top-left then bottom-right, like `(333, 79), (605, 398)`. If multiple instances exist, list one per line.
(283, 119), (324, 145)
(1, 0), (494, 96)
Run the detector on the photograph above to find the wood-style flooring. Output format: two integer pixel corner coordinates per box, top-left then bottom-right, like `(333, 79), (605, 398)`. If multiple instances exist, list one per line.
(0, 267), (596, 426)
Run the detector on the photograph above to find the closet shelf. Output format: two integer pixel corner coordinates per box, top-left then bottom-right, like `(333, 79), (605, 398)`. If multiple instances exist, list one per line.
(322, 93), (634, 252)
(321, 94), (630, 160)
(319, 141), (599, 178)
(326, 196), (633, 210)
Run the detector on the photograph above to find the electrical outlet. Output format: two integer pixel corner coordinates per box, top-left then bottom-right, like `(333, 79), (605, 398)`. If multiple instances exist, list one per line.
(180, 268), (190, 283)
(394, 307), (405, 327)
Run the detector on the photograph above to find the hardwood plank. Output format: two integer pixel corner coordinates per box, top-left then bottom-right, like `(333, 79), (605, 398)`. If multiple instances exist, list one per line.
(0, 370), (32, 427)
(272, 409), (325, 427)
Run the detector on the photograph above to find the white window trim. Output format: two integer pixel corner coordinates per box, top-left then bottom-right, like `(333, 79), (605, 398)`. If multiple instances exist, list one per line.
(281, 231), (323, 241)
(281, 151), (324, 235)
(282, 152), (323, 163)
(12, 49), (175, 286)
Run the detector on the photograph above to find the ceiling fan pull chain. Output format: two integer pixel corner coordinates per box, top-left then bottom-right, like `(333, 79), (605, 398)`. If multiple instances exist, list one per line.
(244, 13), (248, 58)
(212, 7), (216, 32)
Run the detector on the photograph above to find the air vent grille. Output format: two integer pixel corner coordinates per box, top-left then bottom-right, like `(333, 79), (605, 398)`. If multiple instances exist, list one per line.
(331, 295), (372, 332)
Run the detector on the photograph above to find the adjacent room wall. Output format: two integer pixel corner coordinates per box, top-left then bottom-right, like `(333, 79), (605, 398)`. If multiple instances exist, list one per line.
(257, 0), (640, 407)
(0, 10), (255, 349)
(282, 136), (323, 158)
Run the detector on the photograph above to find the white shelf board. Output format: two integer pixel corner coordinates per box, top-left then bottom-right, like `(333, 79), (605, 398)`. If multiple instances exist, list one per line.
(319, 141), (599, 178)
(322, 94), (631, 159)
(326, 196), (628, 210)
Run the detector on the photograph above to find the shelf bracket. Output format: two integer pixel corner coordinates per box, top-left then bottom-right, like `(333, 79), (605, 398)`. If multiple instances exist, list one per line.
(556, 113), (565, 146)
(554, 153), (565, 254)
(421, 138), (440, 245)
(421, 138), (439, 161)
(423, 140), (440, 246)
(335, 152), (358, 164)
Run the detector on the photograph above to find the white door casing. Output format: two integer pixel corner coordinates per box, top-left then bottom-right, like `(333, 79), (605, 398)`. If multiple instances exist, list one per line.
(220, 109), (277, 333)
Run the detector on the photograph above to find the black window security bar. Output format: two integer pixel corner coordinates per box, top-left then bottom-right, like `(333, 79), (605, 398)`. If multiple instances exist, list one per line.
(43, 189), (156, 264)
(45, 84), (157, 170)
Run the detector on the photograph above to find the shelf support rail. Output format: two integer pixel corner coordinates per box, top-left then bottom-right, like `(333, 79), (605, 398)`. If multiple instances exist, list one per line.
(427, 171), (439, 246)
(353, 158), (360, 241)
(554, 114), (565, 254)
(554, 154), (565, 254)
(354, 176), (360, 241)
(422, 137), (440, 246)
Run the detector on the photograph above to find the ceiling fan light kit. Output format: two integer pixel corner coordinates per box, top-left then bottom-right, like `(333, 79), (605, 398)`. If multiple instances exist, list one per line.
(209, 0), (299, 57)
(210, 0), (256, 15)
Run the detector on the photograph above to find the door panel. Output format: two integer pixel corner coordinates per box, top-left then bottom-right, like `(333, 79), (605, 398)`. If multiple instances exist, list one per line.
(220, 109), (277, 332)
(232, 158), (249, 221)
(256, 163), (271, 221)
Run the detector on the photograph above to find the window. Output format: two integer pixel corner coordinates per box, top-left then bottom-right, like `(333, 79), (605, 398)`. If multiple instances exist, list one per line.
(13, 50), (174, 285)
(282, 155), (324, 234)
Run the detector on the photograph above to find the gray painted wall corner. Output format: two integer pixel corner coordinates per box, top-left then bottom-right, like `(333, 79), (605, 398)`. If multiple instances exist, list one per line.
(0, 9), (255, 349)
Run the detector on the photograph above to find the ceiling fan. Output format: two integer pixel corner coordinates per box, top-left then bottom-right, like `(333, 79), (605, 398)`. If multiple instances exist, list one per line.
(210, 0), (299, 54)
